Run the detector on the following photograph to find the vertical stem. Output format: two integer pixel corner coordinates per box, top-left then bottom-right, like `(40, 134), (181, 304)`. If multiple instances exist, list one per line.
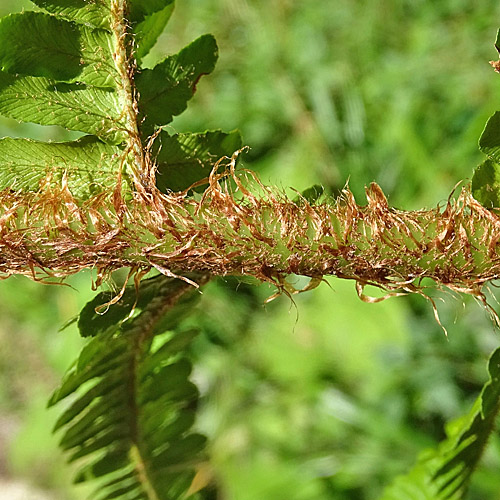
(110, 0), (147, 183)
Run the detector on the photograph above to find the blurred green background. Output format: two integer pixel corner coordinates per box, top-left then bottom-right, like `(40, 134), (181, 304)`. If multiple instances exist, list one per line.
(1, 1), (500, 499)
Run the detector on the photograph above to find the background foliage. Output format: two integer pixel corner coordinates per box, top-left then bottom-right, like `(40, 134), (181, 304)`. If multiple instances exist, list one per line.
(2, 1), (500, 499)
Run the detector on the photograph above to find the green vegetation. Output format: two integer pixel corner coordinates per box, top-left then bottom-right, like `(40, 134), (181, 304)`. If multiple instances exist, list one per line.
(2, 2), (500, 500)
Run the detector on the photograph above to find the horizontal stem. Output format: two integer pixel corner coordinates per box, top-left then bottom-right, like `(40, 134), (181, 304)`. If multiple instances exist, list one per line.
(1, 168), (500, 306)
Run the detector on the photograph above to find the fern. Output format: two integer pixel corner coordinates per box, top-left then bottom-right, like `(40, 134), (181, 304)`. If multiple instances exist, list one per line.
(1, 1), (500, 499)
(0, 1), (230, 498)
(380, 347), (500, 500)
(0, 0), (238, 193)
(0, 0), (499, 304)
(49, 274), (209, 499)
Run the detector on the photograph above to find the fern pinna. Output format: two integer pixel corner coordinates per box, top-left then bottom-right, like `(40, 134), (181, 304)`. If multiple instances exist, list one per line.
(1, 1), (500, 499)
(0, 1), (228, 498)
(49, 274), (209, 499)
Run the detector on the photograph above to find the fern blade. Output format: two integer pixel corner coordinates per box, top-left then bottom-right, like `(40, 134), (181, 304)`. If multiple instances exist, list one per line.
(51, 274), (210, 500)
(0, 136), (128, 198)
(136, 34), (218, 136)
(30, 0), (112, 30)
(154, 130), (242, 192)
(380, 346), (500, 500)
(133, 1), (175, 62)
(0, 12), (118, 87)
(0, 74), (127, 143)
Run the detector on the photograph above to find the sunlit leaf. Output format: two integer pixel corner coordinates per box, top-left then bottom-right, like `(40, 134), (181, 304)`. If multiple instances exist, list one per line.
(471, 159), (500, 208)
(137, 34), (218, 135)
(133, 0), (175, 61)
(0, 12), (117, 87)
(30, 0), (112, 29)
(0, 136), (126, 198)
(479, 111), (500, 164)
(0, 74), (127, 143)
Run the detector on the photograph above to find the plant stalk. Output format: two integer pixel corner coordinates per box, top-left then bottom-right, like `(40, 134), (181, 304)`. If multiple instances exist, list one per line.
(1, 156), (499, 311)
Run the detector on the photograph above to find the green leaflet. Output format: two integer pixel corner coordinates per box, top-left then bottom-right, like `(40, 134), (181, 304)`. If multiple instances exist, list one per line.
(0, 4), (218, 152)
(154, 129), (242, 192)
(472, 29), (500, 209)
(0, 10), (126, 143)
(31, 0), (176, 61)
(30, 0), (112, 30)
(0, 9), (126, 144)
(0, 136), (127, 198)
(293, 184), (325, 205)
(77, 272), (205, 338)
(473, 108), (500, 207)
(479, 111), (500, 165)
(471, 159), (500, 208)
(0, 74), (127, 144)
(31, 0), (174, 26)
(129, 0), (175, 22)
(50, 275), (208, 500)
(134, 1), (175, 63)
(0, 12), (117, 87)
(78, 290), (138, 339)
(137, 34), (218, 136)
(380, 347), (500, 500)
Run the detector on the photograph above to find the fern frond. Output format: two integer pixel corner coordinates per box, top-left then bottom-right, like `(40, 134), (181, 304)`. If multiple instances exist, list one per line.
(0, 1), (221, 196)
(49, 274), (210, 500)
(380, 347), (500, 500)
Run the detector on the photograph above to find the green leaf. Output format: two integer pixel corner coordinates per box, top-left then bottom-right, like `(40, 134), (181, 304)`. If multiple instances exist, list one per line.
(140, 329), (199, 375)
(471, 159), (500, 208)
(53, 382), (123, 432)
(0, 8), (128, 143)
(51, 275), (208, 499)
(155, 130), (242, 192)
(0, 12), (117, 87)
(139, 360), (194, 404)
(479, 111), (500, 164)
(152, 433), (206, 468)
(31, 1), (176, 62)
(380, 346), (500, 500)
(94, 473), (137, 500)
(95, 482), (141, 500)
(30, 0), (112, 30)
(74, 448), (130, 482)
(495, 28), (500, 53)
(148, 470), (196, 500)
(0, 136), (127, 198)
(49, 343), (128, 404)
(31, 0), (175, 44)
(142, 410), (195, 443)
(136, 34), (218, 135)
(0, 74), (127, 143)
(78, 290), (137, 338)
(133, 1), (175, 62)
(78, 273), (204, 338)
(59, 402), (126, 450)
(69, 427), (128, 462)
(293, 184), (325, 205)
(129, 0), (174, 23)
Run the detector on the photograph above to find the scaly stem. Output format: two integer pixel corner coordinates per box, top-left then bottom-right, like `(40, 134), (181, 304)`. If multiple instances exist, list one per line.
(1, 159), (500, 312)
(110, 0), (146, 183)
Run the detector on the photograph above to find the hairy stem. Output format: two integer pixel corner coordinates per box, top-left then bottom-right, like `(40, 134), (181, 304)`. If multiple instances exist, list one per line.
(1, 151), (499, 310)
(110, 0), (145, 182)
